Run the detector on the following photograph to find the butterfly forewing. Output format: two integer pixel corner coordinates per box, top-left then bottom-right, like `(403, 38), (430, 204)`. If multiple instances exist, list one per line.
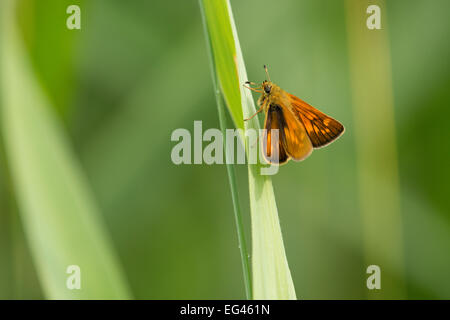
(262, 106), (289, 164)
(288, 93), (344, 148)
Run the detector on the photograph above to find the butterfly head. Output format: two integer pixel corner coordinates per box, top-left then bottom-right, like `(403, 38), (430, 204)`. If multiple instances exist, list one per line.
(262, 80), (272, 95)
(245, 66), (280, 99)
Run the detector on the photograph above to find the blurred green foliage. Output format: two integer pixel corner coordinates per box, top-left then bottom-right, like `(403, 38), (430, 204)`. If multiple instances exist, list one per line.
(0, 0), (449, 299)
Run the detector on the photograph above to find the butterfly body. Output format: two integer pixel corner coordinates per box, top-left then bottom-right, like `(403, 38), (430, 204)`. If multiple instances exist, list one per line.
(245, 67), (344, 165)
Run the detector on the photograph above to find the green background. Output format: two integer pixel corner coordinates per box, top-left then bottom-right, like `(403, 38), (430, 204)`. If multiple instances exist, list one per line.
(1, 0), (449, 299)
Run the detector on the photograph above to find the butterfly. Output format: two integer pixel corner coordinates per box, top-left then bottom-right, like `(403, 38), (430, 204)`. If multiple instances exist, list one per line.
(244, 65), (344, 165)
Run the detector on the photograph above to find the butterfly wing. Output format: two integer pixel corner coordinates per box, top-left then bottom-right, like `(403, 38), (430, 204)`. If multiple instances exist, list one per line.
(263, 104), (313, 164)
(288, 94), (344, 148)
(262, 106), (290, 164)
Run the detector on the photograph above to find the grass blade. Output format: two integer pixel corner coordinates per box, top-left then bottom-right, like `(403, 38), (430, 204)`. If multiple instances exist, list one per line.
(199, 0), (252, 299)
(346, 0), (405, 299)
(1, 0), (131, 299)
(200, 0), (296, 299)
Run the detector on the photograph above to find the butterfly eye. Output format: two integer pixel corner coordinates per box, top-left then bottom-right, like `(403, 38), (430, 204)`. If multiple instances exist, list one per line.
(264, 85), (271, 94)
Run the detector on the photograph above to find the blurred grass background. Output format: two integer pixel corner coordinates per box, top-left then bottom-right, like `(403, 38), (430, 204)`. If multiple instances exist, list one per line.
(0, 0), (449, 299)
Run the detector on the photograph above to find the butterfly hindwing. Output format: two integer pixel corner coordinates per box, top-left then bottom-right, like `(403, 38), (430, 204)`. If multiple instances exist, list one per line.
(263, 104), (313, 164)
(276, 104), (313, 161)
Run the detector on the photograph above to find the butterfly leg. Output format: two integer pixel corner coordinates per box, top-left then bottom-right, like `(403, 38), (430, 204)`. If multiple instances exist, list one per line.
(244, 104), (264, 121)
(243, 85), (263, 93)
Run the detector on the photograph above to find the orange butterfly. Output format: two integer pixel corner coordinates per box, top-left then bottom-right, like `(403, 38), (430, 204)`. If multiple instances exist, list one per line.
(244, 65), (344, 165)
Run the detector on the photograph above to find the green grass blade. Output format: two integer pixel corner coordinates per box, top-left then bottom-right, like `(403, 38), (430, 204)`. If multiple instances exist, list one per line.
(200, 0), (296, 299)
(199, 0), (251, 299)
(346, 0), (405, 299)
(1, 0), (131, 299)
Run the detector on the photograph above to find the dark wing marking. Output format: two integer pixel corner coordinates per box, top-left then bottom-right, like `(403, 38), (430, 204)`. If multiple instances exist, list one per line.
(262, 106), (290, 164)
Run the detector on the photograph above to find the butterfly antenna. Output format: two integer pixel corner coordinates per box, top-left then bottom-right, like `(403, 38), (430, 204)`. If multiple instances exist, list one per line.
(264, 64), (271, 82)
